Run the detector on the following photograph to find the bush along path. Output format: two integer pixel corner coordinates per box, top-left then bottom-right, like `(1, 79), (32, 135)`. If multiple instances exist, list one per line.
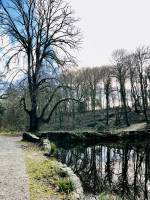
(0, 136), (30, 200)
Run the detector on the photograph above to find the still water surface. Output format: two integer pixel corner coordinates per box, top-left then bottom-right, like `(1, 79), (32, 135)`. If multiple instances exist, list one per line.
(56, 142), (150, 200)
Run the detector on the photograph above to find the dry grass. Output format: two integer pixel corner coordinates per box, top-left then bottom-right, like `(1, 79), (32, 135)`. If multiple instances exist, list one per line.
(21, 141), (73, 200)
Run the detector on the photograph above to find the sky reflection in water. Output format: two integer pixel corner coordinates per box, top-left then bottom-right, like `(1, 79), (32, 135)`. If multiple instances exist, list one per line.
(56, 143), (150, 200)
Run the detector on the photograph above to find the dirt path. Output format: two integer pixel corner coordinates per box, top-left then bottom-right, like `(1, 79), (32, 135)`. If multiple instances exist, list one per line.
(118, 122), (146, 132)
(0, 136), (30, 200)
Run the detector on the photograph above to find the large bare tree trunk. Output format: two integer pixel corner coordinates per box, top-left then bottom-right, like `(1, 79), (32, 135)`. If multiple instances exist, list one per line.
(29, 110), (39, 132)
(0, 0), (81, 132)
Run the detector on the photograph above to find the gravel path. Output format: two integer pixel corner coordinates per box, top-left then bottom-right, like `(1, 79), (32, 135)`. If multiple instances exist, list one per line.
(0, 136), (30, 200)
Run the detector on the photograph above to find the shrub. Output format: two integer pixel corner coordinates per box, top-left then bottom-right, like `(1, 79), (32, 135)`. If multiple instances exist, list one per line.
(58, 178), (74, 194)
(58, 169), (68, 178)
(50, 143), (57, 155)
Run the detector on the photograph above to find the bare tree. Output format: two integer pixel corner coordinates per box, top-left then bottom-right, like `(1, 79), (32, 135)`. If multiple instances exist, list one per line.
(101, 66), (112, 126)
(0, 0), (81, 131)
(85, 67), (101, 120)
(126, 54), (141, 113)
(112, 49), (130, 126)
(134, 46), (150, 123)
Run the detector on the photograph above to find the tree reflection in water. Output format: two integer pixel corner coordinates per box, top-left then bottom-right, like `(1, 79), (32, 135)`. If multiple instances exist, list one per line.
(56, 143), (150, 199)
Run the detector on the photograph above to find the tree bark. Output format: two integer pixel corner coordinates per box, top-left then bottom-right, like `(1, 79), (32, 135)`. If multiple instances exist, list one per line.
(120, 83), (130, 126)
(139, 73), (149, 123)
(106, 91), (109, 126)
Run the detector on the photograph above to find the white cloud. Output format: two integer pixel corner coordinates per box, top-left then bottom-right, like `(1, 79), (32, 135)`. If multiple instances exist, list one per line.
(1, 0), (150, 71)
(70, 0), (150, 66)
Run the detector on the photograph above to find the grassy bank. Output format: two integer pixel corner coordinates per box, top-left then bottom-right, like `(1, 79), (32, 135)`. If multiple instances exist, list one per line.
(19, 137), (125, 200)
(0, 129), (22, 136)
(21, 141), (74, 200)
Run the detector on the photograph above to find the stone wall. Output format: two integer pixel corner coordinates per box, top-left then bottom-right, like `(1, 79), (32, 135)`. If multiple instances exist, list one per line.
(57, 162), (99, 200)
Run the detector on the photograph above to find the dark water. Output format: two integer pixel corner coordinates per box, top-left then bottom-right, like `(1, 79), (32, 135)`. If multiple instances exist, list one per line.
(56, 142), (150, 200)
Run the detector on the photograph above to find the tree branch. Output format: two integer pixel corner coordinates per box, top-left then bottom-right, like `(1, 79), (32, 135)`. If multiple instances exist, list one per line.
(42, 97), (81, 123)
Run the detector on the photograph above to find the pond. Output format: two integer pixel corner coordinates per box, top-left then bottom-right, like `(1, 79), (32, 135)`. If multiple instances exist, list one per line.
(56, 142), (150, 200)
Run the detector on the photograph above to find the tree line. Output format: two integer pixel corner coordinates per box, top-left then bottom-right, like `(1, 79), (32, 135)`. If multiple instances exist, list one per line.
(1, 46), (150, 131)
(0, 0), (150, 131)
(53, 46), (150, 128)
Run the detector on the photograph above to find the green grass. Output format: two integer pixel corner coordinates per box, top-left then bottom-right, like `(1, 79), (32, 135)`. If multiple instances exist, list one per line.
(73, 127), (96, 134)
(99, 193), (122, 200)
(0, 129), (21, 136)
(22, 141), (74, 200)
(50, 142), (57, 155)
(26, 159), (58, 200)
(58, 178), (74, 194)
